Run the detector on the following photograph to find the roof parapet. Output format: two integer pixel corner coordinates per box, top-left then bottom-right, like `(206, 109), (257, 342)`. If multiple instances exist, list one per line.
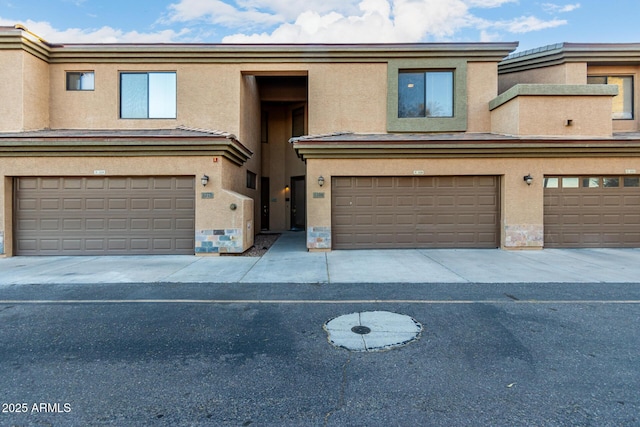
(500, 42), (640, 74)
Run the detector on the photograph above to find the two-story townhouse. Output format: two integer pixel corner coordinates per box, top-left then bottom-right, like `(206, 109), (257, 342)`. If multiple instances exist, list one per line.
(1, 25), (638, 256)
(0, 25), (520, 256)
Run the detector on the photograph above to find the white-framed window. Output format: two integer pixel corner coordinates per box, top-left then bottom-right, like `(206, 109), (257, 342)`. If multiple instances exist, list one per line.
(587, 75), (634, 120)
(120, 72), (176, 119)
(66, 72), (94, 91)
(398, 70), (454, 118)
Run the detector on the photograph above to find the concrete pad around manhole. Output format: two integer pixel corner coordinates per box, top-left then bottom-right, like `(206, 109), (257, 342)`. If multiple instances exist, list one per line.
(323, 311), (423, 352)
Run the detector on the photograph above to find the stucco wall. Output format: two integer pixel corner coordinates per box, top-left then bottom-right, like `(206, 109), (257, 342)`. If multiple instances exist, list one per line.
(467, 62), (498, 133)
(490, 85), (617, 137)
(492, 95), (613, 137)
(499, 63), (587, 94)
(308, 63), (387, 134)
(49, 63), (245, 134)
(23, 52), (49, 130)
(0, 51), (25, 131)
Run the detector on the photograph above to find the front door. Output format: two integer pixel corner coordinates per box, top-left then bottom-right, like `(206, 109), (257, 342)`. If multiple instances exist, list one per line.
(290, 176), (306, 231)
(261, 177), (270, 231)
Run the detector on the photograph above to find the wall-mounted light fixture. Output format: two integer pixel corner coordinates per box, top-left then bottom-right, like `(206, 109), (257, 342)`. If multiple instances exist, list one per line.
(318, 176), (325, 187)
(201, 174), (209, 187)
(523, 174), (533, 186)
(285, 185), (289, 191)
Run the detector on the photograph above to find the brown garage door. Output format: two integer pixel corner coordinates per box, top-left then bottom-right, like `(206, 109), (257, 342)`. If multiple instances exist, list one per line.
(332, 176), (500, 249)
(14, 176), (195, 255)
(544, 176), (640, 248)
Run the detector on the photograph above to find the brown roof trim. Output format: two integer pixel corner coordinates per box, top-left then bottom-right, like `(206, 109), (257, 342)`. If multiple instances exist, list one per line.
(0, 128), (253, 165)
(499, 42), (640, 74)
(1, 26), (518, 64)
(291, 133), (640, 160)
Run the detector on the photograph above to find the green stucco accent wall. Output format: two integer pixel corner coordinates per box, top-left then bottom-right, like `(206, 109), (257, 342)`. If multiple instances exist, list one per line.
(387, 58), (468, 132)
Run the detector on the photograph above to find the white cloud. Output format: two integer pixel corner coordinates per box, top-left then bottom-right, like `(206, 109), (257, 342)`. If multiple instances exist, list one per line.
(223, 0), (476, 43)
(542, 3), (581, 13)
(465, 0), (517, 7)
(2, 0), (572, 44)
(222, 0), (565, 43)
(493, 15), (567, 33)
(165, 0), (282, 29)
(0, 18), (189, 43)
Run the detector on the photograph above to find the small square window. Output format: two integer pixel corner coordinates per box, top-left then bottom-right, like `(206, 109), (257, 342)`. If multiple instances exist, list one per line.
(544, 177), (559, 188)
(246, 171), (257, 189)
(603, 177), (620, 188)
(67, 72), (94, 91)
(624, 177), (640, 187)
(562, 177), (580, 188)
(583, 177), (600, 188)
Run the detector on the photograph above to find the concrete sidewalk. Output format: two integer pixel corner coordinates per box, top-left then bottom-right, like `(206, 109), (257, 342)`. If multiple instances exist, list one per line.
(1, 231), (640, 285)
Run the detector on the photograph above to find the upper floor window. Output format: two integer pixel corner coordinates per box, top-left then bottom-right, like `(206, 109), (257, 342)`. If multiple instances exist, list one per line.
(587, 75), (634, 120)
(66, 72), (94, 91)
(120, 72), (176, 119)
(387, 59), (467, 132)
(398, 71), (454, 118)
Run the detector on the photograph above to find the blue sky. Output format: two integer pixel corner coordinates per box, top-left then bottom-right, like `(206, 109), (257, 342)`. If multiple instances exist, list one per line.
(0, 0), (637, 52)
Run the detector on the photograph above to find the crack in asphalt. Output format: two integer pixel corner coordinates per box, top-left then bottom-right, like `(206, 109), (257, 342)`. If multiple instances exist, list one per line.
(324, 354), (351, 426)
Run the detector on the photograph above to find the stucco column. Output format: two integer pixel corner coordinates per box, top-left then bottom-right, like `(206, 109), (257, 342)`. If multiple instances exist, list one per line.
(501, 169), (544, 249)
(306, 159), (332, 251)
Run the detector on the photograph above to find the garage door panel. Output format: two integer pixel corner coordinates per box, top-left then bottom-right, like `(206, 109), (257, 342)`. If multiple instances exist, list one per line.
(131, 219), (151, 230)
(154, 198), (172, 210)
(333, 196), (352, 207)
(40, 179), (60, 190)
(397, 196), (414, 207)
(108, 178), (127, 190)
(86, 199), (106, 210)
(85, 239), (105, 250)
(131, 199), (151, 210)
(62, 239), (82, 250)
(355, 214), (374, 225)
(355, 196), (373, 207)
(86, 219), (106, 231)
(356, 177), (375, 188)
(63, 199), (83, 210)
(15, 177), (195, 255)
(373, 195), (392, 206)
(109, 199), (127, 210)
(40, 240), (60, 250)
(332, 176), (499, 249)
(108, 239), (127, 250)
(153, 239), (173, 250)
(41, 219), (60, 230)
(19, 219), (37, 231)
(18, 198), (38, 210)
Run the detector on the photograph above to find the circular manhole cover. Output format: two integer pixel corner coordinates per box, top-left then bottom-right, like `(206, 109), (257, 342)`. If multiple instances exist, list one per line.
(323, 311), (423, 352)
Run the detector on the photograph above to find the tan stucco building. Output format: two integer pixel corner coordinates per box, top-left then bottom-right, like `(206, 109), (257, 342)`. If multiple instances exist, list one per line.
(1, 26), (639, 256)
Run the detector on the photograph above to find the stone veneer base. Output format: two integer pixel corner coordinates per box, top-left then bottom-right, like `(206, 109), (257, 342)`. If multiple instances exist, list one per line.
(504, 224), (544, 248)
(195, 229), (243, 254)
(308, 226), (331, 250)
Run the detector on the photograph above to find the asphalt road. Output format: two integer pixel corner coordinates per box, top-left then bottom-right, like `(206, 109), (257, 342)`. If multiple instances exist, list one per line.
(1, 282), (639, 426)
